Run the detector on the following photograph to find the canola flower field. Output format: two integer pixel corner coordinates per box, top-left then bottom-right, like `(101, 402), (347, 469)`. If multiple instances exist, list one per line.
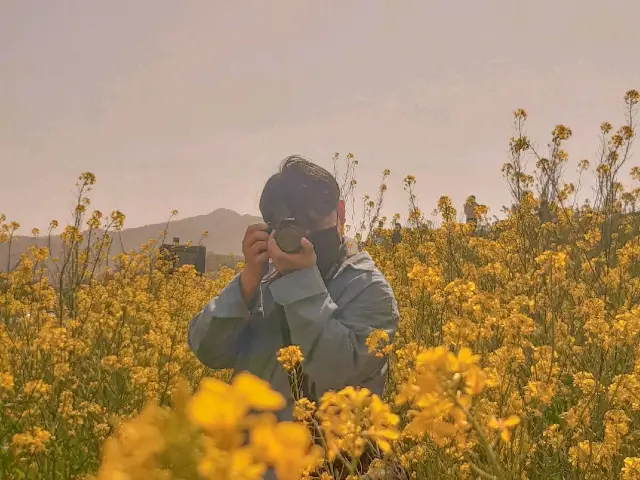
(2, 90), (640, 480)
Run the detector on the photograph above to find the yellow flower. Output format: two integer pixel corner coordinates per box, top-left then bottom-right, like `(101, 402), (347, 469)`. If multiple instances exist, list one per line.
(189, 379), (247, 432)
(231, 372), (286, 411)
(318, 386), (399, 461)
(0, 372), (14, 391)
(464, 365), (486, 395)
(293, 398), (316, 423)
(24, 379), (52, 398)
(11, 427), (52, 455)
(188, 374), (285, 434)
(622, 457), (640, 480)
(198, 443), (266, 480)
(366, 329), (392, 357)
(277, 345), (304, 373)
(250, 414), (323, 480)
(450, 347), (481, 372)
(488, 415), (520, 443)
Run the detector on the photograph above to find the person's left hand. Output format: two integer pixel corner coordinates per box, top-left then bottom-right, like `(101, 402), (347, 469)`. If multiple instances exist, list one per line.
(268, 230), (316, 275)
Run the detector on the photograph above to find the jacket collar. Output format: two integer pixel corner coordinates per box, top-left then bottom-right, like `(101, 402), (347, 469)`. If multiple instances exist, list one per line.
(333, 250), (376, 277)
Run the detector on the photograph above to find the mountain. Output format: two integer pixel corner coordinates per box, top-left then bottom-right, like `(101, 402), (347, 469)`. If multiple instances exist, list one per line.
(0, 208), (262, 272)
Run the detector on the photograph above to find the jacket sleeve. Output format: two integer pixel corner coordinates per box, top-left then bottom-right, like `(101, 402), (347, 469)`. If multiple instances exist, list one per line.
(269, 265), (398, 398)
(187, 273), (253, 369)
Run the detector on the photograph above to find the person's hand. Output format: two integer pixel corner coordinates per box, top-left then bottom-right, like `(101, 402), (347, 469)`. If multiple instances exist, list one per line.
(239, 223), (270, 303)
(268, 230), (316, 275)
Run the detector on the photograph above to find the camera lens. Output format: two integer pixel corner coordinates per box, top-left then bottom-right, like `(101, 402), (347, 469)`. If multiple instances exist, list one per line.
(276, 226), (302, 253)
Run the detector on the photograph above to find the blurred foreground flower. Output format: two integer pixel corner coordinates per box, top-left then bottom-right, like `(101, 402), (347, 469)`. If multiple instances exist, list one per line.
(93, 375), (322, 480)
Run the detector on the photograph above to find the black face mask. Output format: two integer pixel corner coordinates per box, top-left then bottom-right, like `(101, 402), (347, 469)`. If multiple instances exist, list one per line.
(307, 226), (345, 279)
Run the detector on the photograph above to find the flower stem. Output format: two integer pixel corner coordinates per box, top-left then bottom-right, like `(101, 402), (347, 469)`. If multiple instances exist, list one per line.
(455, 399), (505, 480)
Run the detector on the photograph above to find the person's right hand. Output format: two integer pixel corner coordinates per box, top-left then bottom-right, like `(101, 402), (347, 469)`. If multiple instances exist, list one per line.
(239, 223), (270, 304)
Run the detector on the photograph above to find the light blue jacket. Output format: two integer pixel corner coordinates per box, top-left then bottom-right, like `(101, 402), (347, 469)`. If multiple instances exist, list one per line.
(187, 251), (399, 420)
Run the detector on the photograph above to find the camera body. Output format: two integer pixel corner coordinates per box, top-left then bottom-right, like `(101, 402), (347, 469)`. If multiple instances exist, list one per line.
(265, 217), (306, 254)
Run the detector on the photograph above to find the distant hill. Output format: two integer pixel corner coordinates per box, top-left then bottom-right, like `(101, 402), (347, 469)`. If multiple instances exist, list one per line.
(0, 208), (262, 272)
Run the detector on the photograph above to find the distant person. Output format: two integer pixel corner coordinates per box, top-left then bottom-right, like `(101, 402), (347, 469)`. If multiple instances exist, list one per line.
(391, 222), (402, 247)
(464, 195), (478, 226)
(371, 220), (385, 246)
(188, 155), (399, 421)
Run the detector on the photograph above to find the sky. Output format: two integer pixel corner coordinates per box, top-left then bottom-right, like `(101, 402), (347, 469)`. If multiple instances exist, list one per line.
(1, 0), (639, 232)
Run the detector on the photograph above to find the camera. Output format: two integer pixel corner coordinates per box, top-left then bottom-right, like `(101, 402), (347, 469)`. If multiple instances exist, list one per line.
(265, 217), (305, 253)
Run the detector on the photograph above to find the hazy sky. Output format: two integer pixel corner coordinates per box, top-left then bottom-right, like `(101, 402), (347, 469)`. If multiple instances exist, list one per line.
(2, 0), (639, 231)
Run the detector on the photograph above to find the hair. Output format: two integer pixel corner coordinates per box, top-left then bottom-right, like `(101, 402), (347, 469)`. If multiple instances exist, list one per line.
(259, 155), (341, 227)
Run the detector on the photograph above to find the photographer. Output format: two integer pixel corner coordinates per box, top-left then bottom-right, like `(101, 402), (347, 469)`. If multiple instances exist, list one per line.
(187, 156), (399, 420)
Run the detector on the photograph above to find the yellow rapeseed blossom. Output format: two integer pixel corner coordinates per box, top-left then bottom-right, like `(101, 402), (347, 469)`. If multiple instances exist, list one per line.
(188, 373), (285, 436)
(11, 427), (52, 455)
(487, 415), (520, 443)
(365, 329), (393, 357)
(0, 372), (14, 391)
(318, 386), (399, 460)
(293, 398), (316, 424)
(3, 90), (640, 479)
(250, 414), (323, 480)
(622, 457), (640, 479)
(277, 345), (304, 373)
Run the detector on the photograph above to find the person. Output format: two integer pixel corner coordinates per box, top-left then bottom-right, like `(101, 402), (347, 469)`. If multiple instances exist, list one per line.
(464, 195), (478, 226)
(187, 155), (399, 422)
(371, 220), (385, 246)
(391, 222), (402, 247)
